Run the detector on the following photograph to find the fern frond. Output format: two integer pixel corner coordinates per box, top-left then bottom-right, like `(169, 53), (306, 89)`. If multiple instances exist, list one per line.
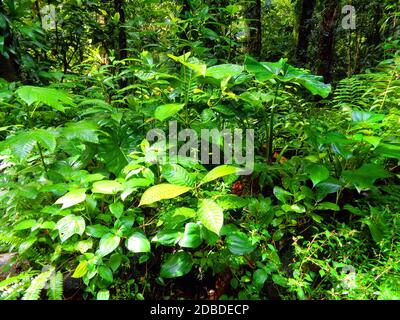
(22, 270), (51, 300)
(47, 271), (63, 300)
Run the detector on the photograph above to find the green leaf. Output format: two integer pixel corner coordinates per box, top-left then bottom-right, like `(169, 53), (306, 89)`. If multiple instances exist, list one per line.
(13, 219), (37, 231)
(216, 195), (249, 210)
(168, 53), (207, 76)
(152, 230), (183, 246)
(341, 164), (390, 192)
(316, 202), (340, 211)
(308, 164), (330, 186)
(92, 180), (123, 195)
(55, 189), (87, 209)
(160, 252), (193, 278)
(197, 199), (223, 235)
(72, 261), (88, 278)
(179, 223), (202, 248)
(109, 253), (122, 272)
(206, 64), (243, 80)
(98, 265), (113, 282)
(55, 215), (86, 242)
(109, 202), (124, 219)
(63, 121), (99, 143)
(273, 186), (292, 203)
(47, 271), (63, 300)
(281, 66), (331, 98)
(244, 55), (285, 82)
(16, 86), (75, 111)
(86, 224), (110, 238)
(97, 290), (110, 300)
(154, 103), (185, 122)
(22, 271), (51, 300)
(139, 184), (191, 206)
(226, 231), (255, 255)
(253, 269), (269, 291)
(97, 233), (121, 257)
(161, 164), (195, 187)
(200, 165), (239, 185)
(1, 129), (58, 160)
(126, 232), (151, 253)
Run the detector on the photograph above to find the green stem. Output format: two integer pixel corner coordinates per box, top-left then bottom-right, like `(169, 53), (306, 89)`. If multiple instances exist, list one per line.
(267, 85), (280, 163)
(37, 142), (48, 173)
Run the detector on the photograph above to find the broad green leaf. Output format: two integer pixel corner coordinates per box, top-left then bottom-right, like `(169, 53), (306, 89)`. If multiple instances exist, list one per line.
(160, 252), (193, 278)
(206, 64), (243, 80)
(98, 265), (113, 282)
(173, 207), (196, 219)
(72, 261), (88, 278)
(154, 103), (185, 122)
(13, 219), (37, 231)
(200, 165), (239, 185)
(316, 179), (342, 201)
(341, 164), (390, 192)
(244, 55), (285, 82)
(216, 195), (249, 210)
(253, 269), (269, 291)
(273, 186), (292, 203)
(139, 184), (191, 206)
(307, 164), (330, 186)
(109, 253), (122, 272)
(152, 230), (183, 246)
(316, 202), (340, 211)
(63, 121), (99, 143)
(281, 66), (331, 98)
(126, 232), (151, 253)
(55, 189), (86, 209)
(161, 164), (195, 187)
(109, 202), (124, 219)
(179, 223), (202, 248)
(197, 199), (223, 235)
(168, 53), (207, 76)
(92, 180), (123, 195)
(226, 232), (255, 255)
(55, 215), (86, 242)
(1, 129), (57, 160)
(76, 239), (93, 253)
(16, 86), (75, 111)
(86, 224), (110, 238)
(97, 233), (121, 257)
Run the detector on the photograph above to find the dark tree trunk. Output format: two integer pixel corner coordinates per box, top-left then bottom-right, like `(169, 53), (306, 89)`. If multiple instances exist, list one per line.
(316, 0), (339, 82)
(365, 2), (383, 48)
(178, 0), (192, 54)
(114, 0), (127, 61)
(246, 0), (262, 57)
(295, 0), (316, 66)
(0, 3), (19, 81)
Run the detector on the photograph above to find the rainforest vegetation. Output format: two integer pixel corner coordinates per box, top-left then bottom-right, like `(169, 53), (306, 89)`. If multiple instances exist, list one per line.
(0, 0), (399, 301)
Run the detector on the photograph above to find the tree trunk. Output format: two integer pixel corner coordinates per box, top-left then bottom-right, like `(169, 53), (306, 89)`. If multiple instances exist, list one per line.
(295, 0), (316, 66)
(114, 0), (127, 61)
(246, 0), (262, 57)
(316, 0), (339, 82)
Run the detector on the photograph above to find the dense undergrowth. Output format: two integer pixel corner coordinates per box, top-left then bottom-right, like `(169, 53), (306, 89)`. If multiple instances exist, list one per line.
(0, 0), (399, 300)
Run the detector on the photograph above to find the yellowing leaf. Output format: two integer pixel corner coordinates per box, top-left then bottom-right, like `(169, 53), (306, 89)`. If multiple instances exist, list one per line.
(72, 261), (88, 278)
(197, 199), (223, 235)
(139, 184), (191, 206)
(92, 180), (123, 195)
(200, 165), (239, 185)
(55, 189), (87, 209)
